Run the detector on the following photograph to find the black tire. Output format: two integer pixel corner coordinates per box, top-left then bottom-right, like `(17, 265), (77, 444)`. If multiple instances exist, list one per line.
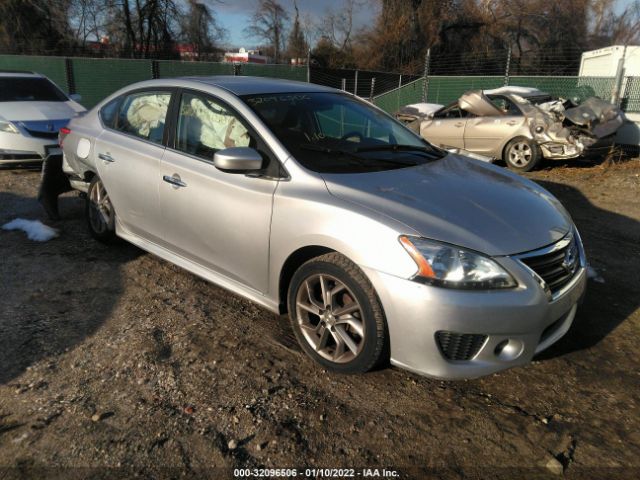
(287, 252), (388, 374)
(503, 137), (542, 172)
(85, 176), (116, 243)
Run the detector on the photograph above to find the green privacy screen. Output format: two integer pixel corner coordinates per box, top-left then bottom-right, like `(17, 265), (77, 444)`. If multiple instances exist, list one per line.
(240, 63), (306, 82)
(0, 54), (69, 92)
(157, 60), (234, 78)
(72, 58), (153, 109)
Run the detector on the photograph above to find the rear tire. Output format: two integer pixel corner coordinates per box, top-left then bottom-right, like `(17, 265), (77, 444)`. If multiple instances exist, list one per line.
(85, 176), (116, 243)
(287, 252), (388, 374)
(503, 137), (542, 172)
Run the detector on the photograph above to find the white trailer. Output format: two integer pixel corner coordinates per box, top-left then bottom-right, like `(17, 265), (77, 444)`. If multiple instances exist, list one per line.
(579, 45), (640, 77)
(580, 46), (640, 147)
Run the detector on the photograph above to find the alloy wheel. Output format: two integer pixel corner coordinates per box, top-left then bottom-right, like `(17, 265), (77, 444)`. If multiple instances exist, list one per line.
(294, 273), (365, 363)
(88, 179), (114, 234)
(508, 141), (533, 167)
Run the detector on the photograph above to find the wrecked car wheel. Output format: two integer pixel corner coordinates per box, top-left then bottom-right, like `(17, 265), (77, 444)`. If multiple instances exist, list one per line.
(86, 176), (116, 243)
(288, 253), (388, 374)
(504, 137), (541, 172)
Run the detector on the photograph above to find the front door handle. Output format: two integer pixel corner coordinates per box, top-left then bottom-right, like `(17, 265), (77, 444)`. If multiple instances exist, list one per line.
(98, 152), (115, 163)
(163, 174), (187, 188)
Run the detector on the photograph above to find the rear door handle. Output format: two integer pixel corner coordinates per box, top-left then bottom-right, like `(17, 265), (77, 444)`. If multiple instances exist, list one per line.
(163, 175), (187, 188)
(98, 152), (114, 163)
(454, 122), (464, 127)
(506, 120), (517, 126)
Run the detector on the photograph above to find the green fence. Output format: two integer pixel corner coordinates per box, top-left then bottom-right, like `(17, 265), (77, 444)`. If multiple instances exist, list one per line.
(1, 54), (638, 114)
(71, 58), (153, 109)
(374, 75), (639, 113)
(0, 54), (307, 109)
(0, 54), (69, 91)
(240, 63), (307, 82)
(157, 60), (234, 78)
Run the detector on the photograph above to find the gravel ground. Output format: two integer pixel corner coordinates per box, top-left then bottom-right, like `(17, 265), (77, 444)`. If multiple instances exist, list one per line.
(0, 159), (639, 480)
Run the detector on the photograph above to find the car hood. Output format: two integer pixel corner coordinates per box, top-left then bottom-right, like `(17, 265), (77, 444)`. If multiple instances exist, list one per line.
(322, 154), (572, 256)
(0, 101), (85, 122)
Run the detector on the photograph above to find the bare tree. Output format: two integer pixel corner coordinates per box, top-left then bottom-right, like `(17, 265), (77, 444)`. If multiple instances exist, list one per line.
(286, 0), (308, 63)
(244, 0), (290, 63)
(590, 0), (640, 45)
(0, 0), (73, 53)
(181, 0), (227, 59)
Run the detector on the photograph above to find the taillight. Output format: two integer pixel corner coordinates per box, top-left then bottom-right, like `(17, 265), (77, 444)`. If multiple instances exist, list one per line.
(59, 127), (71, 147)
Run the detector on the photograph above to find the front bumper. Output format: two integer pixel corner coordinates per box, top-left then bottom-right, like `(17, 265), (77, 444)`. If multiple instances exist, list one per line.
(0, 131), (61, 165)
(363, 252), (587, 380)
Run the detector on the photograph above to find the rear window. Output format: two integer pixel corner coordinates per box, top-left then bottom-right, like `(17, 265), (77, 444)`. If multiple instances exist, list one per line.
(0, 77), (68, 102)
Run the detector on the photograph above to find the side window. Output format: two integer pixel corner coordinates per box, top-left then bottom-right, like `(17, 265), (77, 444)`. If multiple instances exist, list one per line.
(99, 97), (120, 128)
(489, 96), (522, 116)
(435, 105), (465, 119)
(176, 91), (252, 161)
(116, 91), (171, 144)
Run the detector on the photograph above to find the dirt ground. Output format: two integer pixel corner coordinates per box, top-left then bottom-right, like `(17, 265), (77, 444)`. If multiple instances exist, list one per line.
(0, 158), (639, 480)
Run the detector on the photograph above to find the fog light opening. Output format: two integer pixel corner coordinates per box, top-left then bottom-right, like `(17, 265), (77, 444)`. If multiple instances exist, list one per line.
(494, 339), (524, 361)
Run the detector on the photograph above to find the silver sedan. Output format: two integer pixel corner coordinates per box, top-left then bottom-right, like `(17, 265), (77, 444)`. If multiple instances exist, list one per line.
(60, 77), (587, 379)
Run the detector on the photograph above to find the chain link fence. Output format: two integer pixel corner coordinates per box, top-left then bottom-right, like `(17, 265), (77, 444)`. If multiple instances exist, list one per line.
(0, 54), (307, 108)
(1, 53), (639, 116)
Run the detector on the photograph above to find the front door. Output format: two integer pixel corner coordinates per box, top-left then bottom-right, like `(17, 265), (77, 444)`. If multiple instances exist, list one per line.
(420, 104), (467, 149)
(94, 89), (172, 243)
(159, 90), (278, 293)
(463, 95), (526, 157)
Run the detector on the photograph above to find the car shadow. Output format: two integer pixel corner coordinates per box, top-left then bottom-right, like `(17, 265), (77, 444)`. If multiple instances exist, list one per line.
(0, 188), (141, 384)
(530, 179), (640, 360)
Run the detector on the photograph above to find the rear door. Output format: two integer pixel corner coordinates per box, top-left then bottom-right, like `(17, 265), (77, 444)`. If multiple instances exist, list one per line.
(94, 89), (173, 243)
(463, 95), (527, 157)
(419, 104), (467, 149)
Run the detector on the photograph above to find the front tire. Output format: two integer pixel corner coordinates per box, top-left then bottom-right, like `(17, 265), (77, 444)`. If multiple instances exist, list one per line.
(287, 253), (388, 374)
(86, 176), (116, 243)
(503, 137), (542, 172)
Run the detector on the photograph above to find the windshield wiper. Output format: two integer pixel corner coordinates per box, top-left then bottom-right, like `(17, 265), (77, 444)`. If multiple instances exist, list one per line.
(299, 143), (370, 166)
(355, 144), (444, 157)
(299, 143), (419, 168)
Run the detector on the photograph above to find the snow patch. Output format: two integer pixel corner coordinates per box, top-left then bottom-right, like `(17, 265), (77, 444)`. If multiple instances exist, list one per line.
(587, 265), (605, 283)
(2, 218), (59, 242)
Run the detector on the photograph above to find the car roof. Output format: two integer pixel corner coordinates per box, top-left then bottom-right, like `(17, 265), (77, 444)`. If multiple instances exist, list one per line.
(483, 86), (547, 97)
(179, 75), (338, 95)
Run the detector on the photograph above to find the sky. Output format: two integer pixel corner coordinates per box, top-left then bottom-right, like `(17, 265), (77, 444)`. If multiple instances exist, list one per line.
(209, 0), (636, 50)
(208, 0), (376, 49)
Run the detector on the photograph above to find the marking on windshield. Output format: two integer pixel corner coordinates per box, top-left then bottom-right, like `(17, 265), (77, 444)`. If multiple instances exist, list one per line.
(246, 94), (311, 105)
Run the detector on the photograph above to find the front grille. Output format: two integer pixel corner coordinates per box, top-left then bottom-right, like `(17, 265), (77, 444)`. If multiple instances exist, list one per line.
(519, 234), (580, 295)
(25, 128), (58, 139)
(435, 331), (487, 361)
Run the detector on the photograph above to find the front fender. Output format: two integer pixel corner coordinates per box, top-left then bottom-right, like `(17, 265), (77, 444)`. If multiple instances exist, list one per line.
(268, 178), (419, 301)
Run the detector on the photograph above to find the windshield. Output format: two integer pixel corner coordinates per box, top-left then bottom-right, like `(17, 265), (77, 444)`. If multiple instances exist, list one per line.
(0, 77), (68, 102)
(242, 92), (444, 173)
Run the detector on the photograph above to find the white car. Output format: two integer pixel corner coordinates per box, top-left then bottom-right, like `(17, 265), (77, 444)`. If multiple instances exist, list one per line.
(0, 72), (86, 165)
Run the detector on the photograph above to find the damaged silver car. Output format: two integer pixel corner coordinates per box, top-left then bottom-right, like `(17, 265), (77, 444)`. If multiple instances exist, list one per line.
(396, 86), (625, 171)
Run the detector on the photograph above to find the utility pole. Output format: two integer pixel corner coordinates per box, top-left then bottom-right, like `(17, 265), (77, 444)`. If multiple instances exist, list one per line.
(421, 48), (430, 102)
(504, 47), (512, 87)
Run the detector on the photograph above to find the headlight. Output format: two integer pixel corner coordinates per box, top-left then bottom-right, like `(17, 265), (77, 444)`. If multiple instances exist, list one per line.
(399, 236), (517, 289)
(0, 121), (19, 134)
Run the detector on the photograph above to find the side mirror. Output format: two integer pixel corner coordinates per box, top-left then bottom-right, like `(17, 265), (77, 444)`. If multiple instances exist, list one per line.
(214, 147), (263, 172)
(69, 93), (82, 102)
